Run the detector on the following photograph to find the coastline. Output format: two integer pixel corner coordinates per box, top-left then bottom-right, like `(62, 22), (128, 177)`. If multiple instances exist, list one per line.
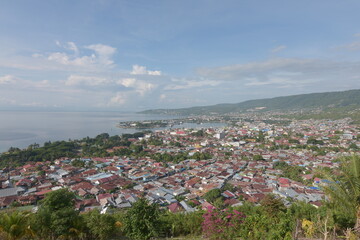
(0, 111), (226, 154)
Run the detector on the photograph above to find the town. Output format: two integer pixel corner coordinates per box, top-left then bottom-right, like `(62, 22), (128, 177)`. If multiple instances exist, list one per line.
(0, 115), (358, 216)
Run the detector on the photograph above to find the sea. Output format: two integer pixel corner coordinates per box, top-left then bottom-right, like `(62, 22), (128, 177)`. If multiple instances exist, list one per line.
(0, 111), (226, 153)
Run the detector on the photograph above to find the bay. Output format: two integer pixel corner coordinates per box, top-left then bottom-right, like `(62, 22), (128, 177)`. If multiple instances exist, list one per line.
(0, 111), (225, 153)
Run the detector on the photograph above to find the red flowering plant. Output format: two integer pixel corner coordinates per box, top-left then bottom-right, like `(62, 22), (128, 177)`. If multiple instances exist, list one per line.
(202, 206), (246, 240)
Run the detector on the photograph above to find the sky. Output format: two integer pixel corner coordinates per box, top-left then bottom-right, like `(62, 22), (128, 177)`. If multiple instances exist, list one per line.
(1, 0), (360, 112)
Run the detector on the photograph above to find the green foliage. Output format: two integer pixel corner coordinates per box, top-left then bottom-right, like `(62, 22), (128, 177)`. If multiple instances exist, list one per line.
(322, 155), (360, 235)
(288, 138), (300, 144)
(288, 201), (318, 221)
(0, 131), (156, 167)
(169, 141), (183, 147)
(307, 138), (324, 145)
(151, 152), (189, 164)
(174, 195), (186, 202)
(349, 143), (359, 150)
(33, 188), (78, 239)
(253, 154), (264, 161)
(114, 147), (132, 156)
(260, 194), (286, 218)
(191, 129), (205, 137)
(256, 131), (265, 143)
(123, 198), (162, 240)
(222, 183), (236, 192)
(273, 161), (305, 182)
(162, 211), (203, 237)
(202, 207), (245, 240)
(0, 140), (78, 167)
(147, 137), (163, 146)
(37, 170), (45, 176)
(71, 158), (85, 168)
(192, 152), (212, 161)
(130, 144), (144, 154)
(235, 202), (294, 240)
(203, 188), (223, 204)
(0, 211), (34, 240)
(82, 209), (118, 240)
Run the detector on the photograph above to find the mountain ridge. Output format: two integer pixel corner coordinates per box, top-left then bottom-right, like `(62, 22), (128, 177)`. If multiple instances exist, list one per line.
(140, 89), (360, 115)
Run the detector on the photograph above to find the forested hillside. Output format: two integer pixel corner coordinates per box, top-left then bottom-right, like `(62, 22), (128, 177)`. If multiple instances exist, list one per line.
(141, 89), (360, 115)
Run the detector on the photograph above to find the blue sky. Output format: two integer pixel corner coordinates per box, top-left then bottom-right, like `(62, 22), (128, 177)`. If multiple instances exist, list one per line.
(1, 0), (360, 111)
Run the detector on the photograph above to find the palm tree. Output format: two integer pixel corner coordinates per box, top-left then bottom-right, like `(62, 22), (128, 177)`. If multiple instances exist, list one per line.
(0, 211), (35, 240)
(323, 155), (360, 236)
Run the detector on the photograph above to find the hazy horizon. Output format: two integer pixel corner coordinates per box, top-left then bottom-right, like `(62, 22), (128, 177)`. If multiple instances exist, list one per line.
(1, 88), (359, 113)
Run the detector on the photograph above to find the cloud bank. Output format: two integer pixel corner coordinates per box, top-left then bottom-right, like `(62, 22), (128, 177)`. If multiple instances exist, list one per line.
(1, 40), (360, 111)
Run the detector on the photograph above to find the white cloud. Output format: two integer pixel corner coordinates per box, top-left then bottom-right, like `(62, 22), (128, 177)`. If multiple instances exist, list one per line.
(135, 82), (155, 96)
(65, 75), (110, 86)
(85, 44), (116, 66)
(21, 101), (48, 107)
(244, 76), (314, 87)
(165, 78), (221, 90)
(338, 41), (360, 51)
(270, 45), (287, 53)
(131, 65), (147, 75)
(65, 42), (79, 55)
(0, 75), (17, 84)
(86, 44), (116, 57)
(47, 52), (96, 66)
(131, 65), (161, 76)
(110, 92), (127, 105)
(196, 58), (360, 93)
(45, 42), (116, 68)
(117, 77), (155, 96)
(159, 94), (166, 100)
(117, 78), (136, 88)
(32, 53), (43, 58)
(148, 70), (162, 76)
(197, 58), (320, 81)
(0, 97), (16, 105)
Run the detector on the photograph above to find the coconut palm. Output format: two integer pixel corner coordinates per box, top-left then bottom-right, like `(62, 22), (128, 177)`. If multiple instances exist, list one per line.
(322, 155), (360, 236)
(0, 211), (35, 240)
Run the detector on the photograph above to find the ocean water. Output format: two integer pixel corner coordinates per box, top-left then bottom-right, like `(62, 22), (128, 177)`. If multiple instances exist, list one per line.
(0, 111), (225, 153)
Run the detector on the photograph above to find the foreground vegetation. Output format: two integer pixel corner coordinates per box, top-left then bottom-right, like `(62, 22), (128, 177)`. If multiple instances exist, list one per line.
(0, 156), (359, 240)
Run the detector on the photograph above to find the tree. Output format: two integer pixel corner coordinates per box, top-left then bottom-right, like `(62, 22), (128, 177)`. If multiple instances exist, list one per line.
(202, 207), (245, 240)
(192, 130), (205, 137)
(260, 194), (286, 218)
(33, 188), (78, 239)
(123, 198), (162, 240)
(349, 143), (359, 150)
(0, 211), (34, 240)
(130, 144), (143, 154)
(71, 159), (85, 168)
(253, 154), (264, 161)
(256, 131), (265, 143)
(203, 189), (222, 204)
(323, 155), (360, 236)
(162, 211), (203, 237)
(83, 209), (119, 240)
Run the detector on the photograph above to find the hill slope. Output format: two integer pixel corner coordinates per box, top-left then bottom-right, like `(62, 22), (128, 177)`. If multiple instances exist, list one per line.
(141, 89), (360, 115)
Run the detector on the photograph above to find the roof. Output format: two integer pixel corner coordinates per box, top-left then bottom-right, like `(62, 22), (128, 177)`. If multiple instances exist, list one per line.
(0, 187), (23, 198)
(168, 202), (183, 213)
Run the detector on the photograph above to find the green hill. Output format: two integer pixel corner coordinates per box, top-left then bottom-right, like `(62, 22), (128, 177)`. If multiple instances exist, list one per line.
(140, 89), (360, 115)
